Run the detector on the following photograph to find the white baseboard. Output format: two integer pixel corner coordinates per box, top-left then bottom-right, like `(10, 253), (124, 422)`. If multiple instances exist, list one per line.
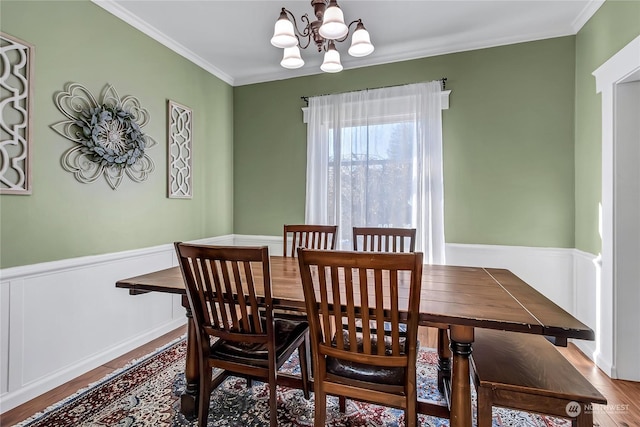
(0, 318), (185, 412)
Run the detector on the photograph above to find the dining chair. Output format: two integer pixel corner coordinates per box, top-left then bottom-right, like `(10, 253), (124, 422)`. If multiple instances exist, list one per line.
(283, 224), (338, 257)
(352, 227), (417, 252)
(297, 248), (424, 427)
(174, 243), (310, 427)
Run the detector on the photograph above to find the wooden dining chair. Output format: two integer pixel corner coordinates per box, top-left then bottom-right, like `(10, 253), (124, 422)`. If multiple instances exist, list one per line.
(174, 243), (310, 427)
(297, 248), (424, 427)
(283, 224), (338, 257)
(353, 227), (416, 252)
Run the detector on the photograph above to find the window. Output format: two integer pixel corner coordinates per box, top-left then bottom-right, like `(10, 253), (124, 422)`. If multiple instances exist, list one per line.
(327, 121), (416, 244)
(305, 81), (446, 263)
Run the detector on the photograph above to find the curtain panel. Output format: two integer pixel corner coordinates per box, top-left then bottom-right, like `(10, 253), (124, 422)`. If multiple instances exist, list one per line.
(305, 81), (445, 264)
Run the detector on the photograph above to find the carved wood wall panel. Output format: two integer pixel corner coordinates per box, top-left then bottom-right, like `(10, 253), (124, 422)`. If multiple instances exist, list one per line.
(167, 100), (192, 199)
(0, 32), (34, 195)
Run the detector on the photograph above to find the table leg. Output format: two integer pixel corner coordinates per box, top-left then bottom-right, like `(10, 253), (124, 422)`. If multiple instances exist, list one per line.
(180, 295), (199, 421)
(449, 325), (474, 427)
(437, 327), (451, 392)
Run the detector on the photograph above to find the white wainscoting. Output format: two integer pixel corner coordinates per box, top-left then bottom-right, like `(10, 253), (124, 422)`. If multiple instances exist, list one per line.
(445, 243), (576, 313)
(0, 236), (603, 412)
(0, 235), (233, 412)
(572, 249), (613, 376)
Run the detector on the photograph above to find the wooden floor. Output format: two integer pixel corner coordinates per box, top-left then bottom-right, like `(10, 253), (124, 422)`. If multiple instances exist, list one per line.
(0, 326), (187, 427)
(1, 326), (639, 426)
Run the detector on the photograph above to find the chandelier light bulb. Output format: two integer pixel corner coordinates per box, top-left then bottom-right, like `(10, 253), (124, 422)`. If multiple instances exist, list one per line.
(270, 9), (298, 48)
(281, 46), (305, 69)
(319, 0), (348, 40)
(348, 21), (374, 57)
(320, 42), (343, 73)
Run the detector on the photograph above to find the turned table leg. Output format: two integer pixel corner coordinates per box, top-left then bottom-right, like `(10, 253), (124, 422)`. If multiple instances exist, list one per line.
(449, 325), (474, 427)
(180, 295), (199, 421)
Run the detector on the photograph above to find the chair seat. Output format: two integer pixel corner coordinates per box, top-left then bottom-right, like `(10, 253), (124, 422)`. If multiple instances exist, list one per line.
(211, 317), (308, 367)
(327, 330), (407, 386)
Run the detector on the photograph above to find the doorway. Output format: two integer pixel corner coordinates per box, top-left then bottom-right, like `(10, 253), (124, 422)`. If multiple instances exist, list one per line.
(594, 35), (640, 381)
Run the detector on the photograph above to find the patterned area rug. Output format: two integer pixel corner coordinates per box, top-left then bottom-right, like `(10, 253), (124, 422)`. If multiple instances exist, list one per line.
(16, 338), (570, 426)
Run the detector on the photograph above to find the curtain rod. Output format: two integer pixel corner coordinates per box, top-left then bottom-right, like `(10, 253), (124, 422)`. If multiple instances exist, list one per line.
(300, 77), (447, 105)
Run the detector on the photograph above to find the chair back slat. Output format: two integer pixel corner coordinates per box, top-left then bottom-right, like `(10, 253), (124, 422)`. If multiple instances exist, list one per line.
(283, 224), (338, 257)
(357, 268), (372, 354)
(374, 269), (386, 355)
(353, 227), (416, 253)
(175, 243), (272, 342)
(343, 267), (358, 352)
(219, 260), (241, 330)
(298, 249), (423, 364)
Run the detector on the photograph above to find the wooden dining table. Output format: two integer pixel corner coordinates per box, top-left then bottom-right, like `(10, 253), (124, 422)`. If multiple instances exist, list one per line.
(116, 256), (594, 427)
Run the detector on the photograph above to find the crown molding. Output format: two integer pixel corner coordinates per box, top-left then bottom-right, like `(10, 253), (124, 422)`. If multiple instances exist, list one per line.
(91, 0), (235, 86)
(571, 0), (605, 33)
(91, 0), (604, 87)
(235, 30), (576, 86)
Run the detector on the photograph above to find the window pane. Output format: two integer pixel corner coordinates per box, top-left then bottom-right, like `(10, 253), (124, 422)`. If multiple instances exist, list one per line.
(329, 121), (417, 247)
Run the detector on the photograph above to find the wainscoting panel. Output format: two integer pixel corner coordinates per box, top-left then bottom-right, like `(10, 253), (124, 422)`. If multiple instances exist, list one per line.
(233, 234), (284, 256)
(1, 280), (9, 396)
(445, 243), (576, 312)
(0, 236), (603, 412)
(572, 250), (613, 376)
(0, 235), (232, 412)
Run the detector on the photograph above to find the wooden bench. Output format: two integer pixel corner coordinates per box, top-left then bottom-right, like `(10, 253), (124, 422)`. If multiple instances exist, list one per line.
(470, 329), (607, 427)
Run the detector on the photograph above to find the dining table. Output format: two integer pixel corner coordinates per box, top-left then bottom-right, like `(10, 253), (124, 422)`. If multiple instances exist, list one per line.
(116, 255), (595, 427)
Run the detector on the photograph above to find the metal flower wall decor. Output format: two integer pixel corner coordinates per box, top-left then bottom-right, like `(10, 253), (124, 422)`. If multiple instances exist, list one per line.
(50, 83), (156, 190)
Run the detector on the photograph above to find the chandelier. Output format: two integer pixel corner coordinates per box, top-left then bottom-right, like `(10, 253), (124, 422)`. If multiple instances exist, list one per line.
(270, 0), (374, 73)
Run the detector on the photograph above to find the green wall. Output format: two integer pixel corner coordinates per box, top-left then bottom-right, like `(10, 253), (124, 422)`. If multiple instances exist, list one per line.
(3, 0), (635, 269)
(0, 1), (234, 268)
(574, 0), (640, 255)
(234, 37), (577, 248)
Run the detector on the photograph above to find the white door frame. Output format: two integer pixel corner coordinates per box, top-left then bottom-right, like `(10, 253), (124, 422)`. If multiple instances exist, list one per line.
(593, 35), (640, 379)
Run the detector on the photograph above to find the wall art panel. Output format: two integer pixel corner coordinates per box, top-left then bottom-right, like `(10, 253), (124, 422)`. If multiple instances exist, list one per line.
(0, 32), (34, 195)
(167, 100), (192, 199)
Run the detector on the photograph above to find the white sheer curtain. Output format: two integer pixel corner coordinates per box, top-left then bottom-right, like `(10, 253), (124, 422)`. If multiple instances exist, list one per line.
(305, 81), (445, 264)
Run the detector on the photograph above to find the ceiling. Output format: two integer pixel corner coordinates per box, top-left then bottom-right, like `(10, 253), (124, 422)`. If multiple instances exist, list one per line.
(92, 0), (603, 86)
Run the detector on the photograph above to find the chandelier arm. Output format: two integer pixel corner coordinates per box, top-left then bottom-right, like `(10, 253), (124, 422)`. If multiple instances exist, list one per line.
(334, 19), (362, 43)
(297, 13), (314, 50)
(299, 37), (313, 50)
(283, 9), (313, 48)
(298, 14), (313, 37)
